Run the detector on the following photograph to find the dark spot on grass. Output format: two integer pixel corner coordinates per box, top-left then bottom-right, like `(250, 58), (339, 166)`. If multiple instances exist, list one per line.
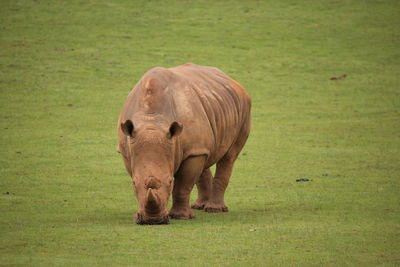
(330, 74), (347, 80)
(296, 178), (311, 182)
(16, 151), (21, 154)
(67, 104), (73, 107)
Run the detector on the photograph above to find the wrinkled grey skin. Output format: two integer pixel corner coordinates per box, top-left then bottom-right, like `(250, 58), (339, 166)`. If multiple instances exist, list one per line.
(117, 63), (251, 225)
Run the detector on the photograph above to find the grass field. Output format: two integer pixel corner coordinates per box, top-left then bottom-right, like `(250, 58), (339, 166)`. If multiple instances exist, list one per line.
(1, 0), (399, 266)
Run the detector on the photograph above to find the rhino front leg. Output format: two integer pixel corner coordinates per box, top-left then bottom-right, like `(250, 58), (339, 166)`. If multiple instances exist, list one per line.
(191, 168), (212, 210)
(169, 156), (206, 220)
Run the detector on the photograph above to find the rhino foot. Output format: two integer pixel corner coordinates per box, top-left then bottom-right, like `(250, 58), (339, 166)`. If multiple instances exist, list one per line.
(204, 203), (229, 213)
(191, 200), (207, 210)
(169, 208), (195, 220)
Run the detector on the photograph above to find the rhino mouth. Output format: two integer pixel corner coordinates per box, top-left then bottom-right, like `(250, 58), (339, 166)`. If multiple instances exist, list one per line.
(135, 212), (170, 225)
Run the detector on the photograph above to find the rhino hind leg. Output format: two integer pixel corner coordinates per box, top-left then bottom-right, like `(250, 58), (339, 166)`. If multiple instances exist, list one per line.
(169, 155), (207, 220)
(203, 155), (234, 213)
(204, 121), (251, 213)
(191, 168), (213, 210)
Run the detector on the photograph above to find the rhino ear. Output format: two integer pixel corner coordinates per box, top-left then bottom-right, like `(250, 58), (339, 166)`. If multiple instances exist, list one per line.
(121, 120), (135, 138)
(167, 121), (183, 139)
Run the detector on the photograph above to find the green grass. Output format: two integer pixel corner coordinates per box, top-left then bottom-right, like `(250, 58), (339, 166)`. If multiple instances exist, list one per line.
(1, 0), (399, 266)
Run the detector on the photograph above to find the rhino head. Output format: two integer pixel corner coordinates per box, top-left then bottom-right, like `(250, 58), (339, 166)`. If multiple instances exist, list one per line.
(120, 119), (183, 225)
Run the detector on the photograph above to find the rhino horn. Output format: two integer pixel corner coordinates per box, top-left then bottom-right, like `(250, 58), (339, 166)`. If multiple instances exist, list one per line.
(145, 188), (160, 213)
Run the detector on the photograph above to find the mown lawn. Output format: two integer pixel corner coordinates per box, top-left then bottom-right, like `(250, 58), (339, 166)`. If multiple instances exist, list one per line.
(1, 0), (399, 266)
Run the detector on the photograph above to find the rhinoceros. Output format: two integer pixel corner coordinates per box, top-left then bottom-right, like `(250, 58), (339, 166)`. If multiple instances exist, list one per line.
(117, 63), (251, 224)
